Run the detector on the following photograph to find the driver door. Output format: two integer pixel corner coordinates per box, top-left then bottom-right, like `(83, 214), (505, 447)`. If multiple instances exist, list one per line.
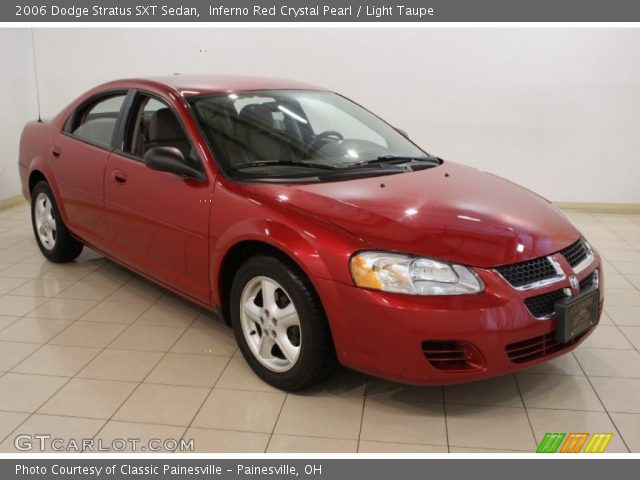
(103, 92), (213, 304)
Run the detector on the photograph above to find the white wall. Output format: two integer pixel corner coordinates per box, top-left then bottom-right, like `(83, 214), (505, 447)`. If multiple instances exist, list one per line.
(0, 29), (39, 200)
(5, 28), (640, 203)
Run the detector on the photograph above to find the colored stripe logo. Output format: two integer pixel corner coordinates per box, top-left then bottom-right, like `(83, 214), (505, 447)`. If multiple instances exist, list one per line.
(537, 433), (613, 453)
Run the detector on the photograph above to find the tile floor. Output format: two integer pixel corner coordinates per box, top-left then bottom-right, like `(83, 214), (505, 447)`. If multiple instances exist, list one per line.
(0, 203), (639, 453)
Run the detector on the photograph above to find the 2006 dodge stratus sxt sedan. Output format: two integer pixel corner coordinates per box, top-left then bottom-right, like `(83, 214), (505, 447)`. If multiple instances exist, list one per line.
(19, 75), (603, 390)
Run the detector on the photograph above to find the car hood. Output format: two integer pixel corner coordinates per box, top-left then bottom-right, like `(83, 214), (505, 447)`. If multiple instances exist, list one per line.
(243, 162), (581, 268)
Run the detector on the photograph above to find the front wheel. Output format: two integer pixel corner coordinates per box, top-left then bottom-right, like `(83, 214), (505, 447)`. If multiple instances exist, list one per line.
(31, 181), (83, 263)
(230, 255), (336, 391)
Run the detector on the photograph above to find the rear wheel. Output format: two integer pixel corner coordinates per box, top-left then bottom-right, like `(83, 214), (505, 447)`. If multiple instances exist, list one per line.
(31, 181), (83, 263)
(230, 255), (336, 391)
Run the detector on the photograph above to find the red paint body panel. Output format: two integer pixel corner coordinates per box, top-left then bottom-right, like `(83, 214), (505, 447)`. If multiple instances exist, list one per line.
(18, 76), (602, 385)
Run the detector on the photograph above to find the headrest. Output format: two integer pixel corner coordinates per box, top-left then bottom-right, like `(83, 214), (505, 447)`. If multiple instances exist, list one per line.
(148, 108), (184, 141)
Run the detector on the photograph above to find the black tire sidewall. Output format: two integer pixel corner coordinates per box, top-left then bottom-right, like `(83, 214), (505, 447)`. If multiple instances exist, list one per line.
(30, 181), (81, 262)
(230, 256), (329, 391)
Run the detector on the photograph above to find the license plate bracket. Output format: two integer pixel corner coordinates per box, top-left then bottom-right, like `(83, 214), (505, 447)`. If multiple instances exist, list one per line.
(555, 287), (600, 344)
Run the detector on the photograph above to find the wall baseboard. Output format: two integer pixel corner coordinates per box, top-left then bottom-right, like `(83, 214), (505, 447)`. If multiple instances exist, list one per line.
(554, 202), (640, 213)
(0, 195), (26, 211)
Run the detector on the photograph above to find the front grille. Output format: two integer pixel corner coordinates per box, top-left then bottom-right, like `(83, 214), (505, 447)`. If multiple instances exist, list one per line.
(524, 289), (568, 318)
(506, 330), (589, 364)
(421, 341), (483, 372)
(495, 257), (558, 288)
(579, 271), (596, 290)
(560, 238), (588, 268)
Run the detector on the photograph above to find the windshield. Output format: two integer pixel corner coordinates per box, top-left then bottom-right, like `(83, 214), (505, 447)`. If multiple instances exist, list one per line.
(189, 89), (437, 182)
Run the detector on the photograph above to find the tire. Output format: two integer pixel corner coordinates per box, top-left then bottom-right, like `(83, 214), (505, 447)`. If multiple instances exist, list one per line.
(230, 255), (337, 391)
(31, 181), (83, 263)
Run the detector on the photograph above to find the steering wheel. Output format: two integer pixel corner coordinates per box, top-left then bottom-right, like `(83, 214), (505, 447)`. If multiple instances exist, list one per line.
(305, 130), (344, 155)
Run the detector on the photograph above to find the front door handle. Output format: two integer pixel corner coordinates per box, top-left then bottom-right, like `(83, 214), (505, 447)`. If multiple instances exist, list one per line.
(51, 146), (61, 157)
(112, 169), (128, 184)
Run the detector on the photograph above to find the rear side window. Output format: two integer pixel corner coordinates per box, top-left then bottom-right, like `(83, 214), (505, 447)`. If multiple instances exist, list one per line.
(67, 93), (127, 148)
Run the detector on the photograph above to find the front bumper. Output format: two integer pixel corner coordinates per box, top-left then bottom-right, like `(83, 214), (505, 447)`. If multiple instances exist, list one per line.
(314, 254), (603, 385)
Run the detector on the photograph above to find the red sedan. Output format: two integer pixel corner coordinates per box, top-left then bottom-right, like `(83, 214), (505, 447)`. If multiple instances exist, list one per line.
(18, 75), (603, 390)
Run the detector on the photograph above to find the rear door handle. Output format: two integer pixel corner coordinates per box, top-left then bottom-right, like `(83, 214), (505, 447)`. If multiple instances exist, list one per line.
(112, 169), (128, 184)
(51, 146), (61, 157)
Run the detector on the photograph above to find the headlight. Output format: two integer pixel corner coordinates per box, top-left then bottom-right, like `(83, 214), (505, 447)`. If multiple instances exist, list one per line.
(350, 251), (484, 295)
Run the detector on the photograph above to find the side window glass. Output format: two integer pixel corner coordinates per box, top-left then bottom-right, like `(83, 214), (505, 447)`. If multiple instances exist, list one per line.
(70, 94), (126, 147)
(126, 95), (195, 163)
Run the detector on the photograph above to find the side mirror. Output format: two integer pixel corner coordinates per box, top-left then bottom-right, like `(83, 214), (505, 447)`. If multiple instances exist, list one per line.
(395, 127), (410, 139)
(143, 147), (205, 181)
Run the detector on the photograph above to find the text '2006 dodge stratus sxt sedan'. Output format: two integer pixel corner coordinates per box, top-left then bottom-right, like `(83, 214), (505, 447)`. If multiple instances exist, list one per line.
(18, 75), (603, 390)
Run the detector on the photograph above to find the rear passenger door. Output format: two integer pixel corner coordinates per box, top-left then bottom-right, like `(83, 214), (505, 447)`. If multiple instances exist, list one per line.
(103, 91), (212, 304)
(51, 91), (128, 249)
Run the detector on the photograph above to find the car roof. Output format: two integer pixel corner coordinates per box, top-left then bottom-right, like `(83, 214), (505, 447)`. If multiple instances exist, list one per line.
(108, 75), (326, 96)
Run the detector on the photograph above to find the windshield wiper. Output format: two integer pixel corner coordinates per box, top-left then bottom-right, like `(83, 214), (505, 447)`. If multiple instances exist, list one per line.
(234, 160), (340, 171)
(348, 155), (440, 168)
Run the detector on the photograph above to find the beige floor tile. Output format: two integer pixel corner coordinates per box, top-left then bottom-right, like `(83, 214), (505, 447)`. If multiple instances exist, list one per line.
(0, 411), (29, 443)
(0, 373), (68, 412)
(304, 368), (368, 398)
(574, 348), (640, 378)
(0, 414), (106, 453)
(135, 301), (199, 328)
(366, 379), (443, 404)
(145, 353), (227, 388)
(360, 399), (446, 445)
(0, 318), (72, 343)
(94, 421), (187, 453)
(56, 274), (124, 300)
(9, 278), (74, 297)
(41, 264), (101, 282)
(444, 375), (522, 407)
(604, 289), (640, 307)
(358, 440), (448, 453)
(517, 373), (603, 411)
(0, 277), (29, 295)
(449, 446), (529, 453)
(0, 263), (53, 279)
(110, 324), (185, 352)
(184, 427), (269, 453)
(446, 404), (535, 451)
(610, 413), (640, 453)
(38, 378), (137, 419)
(605, 306), (640, 326)
(580, 325), (634, 349)
(80, 300), (150, 324)
(275, 393), (364, 440)
(522, 353), (584, 376)
(48, 321), (128, 348)
(170, 325), (237, 356)
(268, 434), (357, 453)
(590, 377), (640, 413)
(113, 383), (209, 426)
(528, 408), (628, 452)
(619, 326), (640, 349)
(598, 311), (613, 325)
(107, 278), (163, 304)
(193, 389), (285, 433)
(0, 295), (47, 317)
(0, 315), (19, 331)
(603, 273), (636, 289)
(27, 298), (97, 320)
(12, 345), (100, 377)
(215, 357), (280, 392)
(78, 349), (163, 382)
(626, 274), (640, 290)
(0, 341), (40, 371)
